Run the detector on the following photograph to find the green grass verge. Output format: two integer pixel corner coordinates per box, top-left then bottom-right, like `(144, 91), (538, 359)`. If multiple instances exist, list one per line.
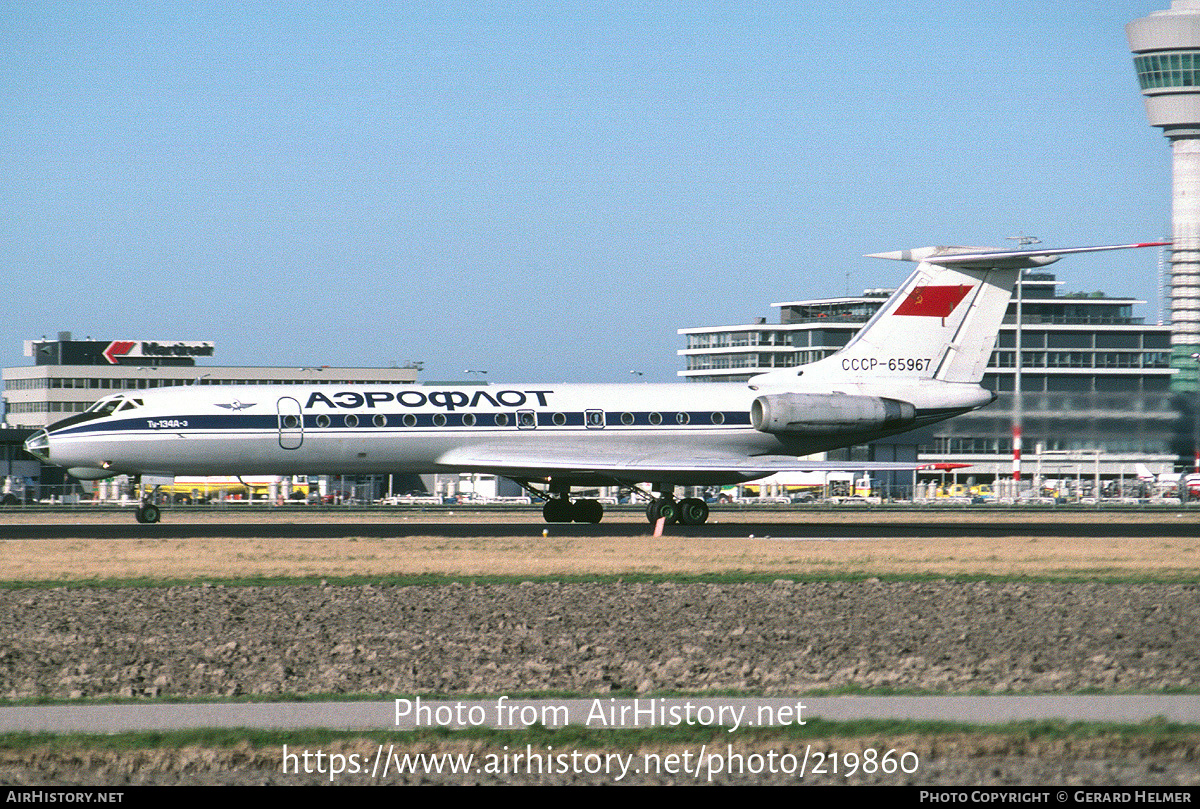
(4, 683), (1200, 707)
(0, 718), (1197, 754)
(3, 570), (1199, 590)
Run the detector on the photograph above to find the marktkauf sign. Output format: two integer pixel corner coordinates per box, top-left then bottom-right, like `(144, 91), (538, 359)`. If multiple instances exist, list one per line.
(24, 339), (216, 365)
(99, 341), (215, 364)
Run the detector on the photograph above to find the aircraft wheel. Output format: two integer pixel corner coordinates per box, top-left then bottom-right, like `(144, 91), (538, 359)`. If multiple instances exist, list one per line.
(678, 497), (709, 525)
(542, 498), (574, 523)
(137, 504), (161, 524)
(646, 498), (678, 525)
(573, 499), (603, 524)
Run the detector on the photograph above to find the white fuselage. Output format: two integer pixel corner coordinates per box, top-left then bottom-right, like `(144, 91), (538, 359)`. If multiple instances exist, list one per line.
(29, 378), (991, 485)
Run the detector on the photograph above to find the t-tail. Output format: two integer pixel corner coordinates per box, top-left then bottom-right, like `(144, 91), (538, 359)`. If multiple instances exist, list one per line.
(754, 241), (1168, 388)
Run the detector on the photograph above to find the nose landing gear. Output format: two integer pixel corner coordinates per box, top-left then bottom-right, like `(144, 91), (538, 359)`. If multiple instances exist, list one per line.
(135, 502), (161, 524)
(131, 476), (162, 523)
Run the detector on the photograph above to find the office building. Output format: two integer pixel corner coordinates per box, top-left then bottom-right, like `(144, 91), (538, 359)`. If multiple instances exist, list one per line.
(2, 333), (420, 428)
(679, 272), (1178, 478)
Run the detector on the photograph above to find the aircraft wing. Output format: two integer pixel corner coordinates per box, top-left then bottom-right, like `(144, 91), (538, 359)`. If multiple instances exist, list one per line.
(436, 445), (921, 483)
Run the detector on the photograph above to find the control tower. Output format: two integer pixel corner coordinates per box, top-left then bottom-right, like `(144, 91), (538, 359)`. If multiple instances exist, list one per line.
(1129, 1), (1200, 391)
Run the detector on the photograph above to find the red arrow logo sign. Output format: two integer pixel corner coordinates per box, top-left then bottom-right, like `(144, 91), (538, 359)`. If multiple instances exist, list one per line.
(102, 341), (137, 364)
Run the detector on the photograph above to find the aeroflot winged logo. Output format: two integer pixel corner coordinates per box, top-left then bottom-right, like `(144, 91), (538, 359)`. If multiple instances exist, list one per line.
(894, 284), (973, 318)
(215, 400), (257, 411)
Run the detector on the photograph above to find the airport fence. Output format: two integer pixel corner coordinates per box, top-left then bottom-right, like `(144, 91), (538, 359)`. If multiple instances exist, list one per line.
(1, 483), (1197, 511)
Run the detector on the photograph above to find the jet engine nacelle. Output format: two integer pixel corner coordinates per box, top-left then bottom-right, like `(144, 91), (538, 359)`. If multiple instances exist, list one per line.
(67, 467), (113, 481)
(751, 393), (916, 435)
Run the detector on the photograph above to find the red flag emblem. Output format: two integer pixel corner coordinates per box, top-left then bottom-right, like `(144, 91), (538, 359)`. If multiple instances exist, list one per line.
(894, 284), (972, 318)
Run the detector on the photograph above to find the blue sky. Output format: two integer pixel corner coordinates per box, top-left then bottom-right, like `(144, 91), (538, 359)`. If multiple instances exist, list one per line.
(0, 1), (1176, 382)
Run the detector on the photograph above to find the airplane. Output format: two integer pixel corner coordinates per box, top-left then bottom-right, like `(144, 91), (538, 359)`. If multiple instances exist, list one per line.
(1135, 462), (1200, 499)
(1135, 462), (1170, 483)
(24, 241), (1167, 525)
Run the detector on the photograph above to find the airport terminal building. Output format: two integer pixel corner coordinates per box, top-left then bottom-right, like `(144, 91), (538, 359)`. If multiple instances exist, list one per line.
(0, 334), (423, 498)
(1, 333), (419, 429)
(679, 273), (1181, 480)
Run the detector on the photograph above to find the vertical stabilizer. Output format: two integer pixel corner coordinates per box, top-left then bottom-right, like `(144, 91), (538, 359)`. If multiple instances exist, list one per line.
(838, 260), (1017, 383)
(752, 242), (1166, 388)
(770, 258), (1017, 385)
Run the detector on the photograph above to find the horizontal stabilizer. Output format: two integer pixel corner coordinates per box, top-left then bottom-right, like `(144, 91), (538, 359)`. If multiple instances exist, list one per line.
(867, 242), (1169, 269)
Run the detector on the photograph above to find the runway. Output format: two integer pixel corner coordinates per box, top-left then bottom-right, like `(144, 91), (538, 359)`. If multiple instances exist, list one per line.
(4, 695), (1198, 734)
(2, 517), (1198, 539)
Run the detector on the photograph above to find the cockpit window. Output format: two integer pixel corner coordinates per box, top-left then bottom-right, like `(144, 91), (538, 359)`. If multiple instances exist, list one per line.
(85, 398), (122, 417)
(85, 396), (143, 415)
(46, 394), (145, 433)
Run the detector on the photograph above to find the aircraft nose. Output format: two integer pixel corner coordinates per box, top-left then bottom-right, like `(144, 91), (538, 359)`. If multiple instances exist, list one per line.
(24, 429), (51, 463)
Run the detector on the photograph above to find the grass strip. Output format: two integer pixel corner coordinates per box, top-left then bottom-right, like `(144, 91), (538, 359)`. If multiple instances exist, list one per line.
(3, 570), (1200, 590)
(1, 717), (1199, 753)
(4, 684), (1200, 707)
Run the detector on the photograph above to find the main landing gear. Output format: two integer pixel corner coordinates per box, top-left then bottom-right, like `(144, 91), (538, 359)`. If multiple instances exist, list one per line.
(542, 497), (604, 524)
(525, 480), (606, 524)
(521, 481), (710, 526)
(530, 482), (705, 525)
(645, 493), (709, 526)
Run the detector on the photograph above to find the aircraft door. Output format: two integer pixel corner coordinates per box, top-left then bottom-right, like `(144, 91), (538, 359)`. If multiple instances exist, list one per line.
(277, 397), (303, 450)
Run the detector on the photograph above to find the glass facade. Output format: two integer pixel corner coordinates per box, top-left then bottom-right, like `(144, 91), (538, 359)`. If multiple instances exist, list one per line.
(677, 273), (1182, 474)
(1, 345), (420, 428)
(1134, 51), (1200, 90)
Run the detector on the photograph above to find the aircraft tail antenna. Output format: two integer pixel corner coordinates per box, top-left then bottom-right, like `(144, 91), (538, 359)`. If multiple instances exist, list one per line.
(1006, 234), (1042, 247)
